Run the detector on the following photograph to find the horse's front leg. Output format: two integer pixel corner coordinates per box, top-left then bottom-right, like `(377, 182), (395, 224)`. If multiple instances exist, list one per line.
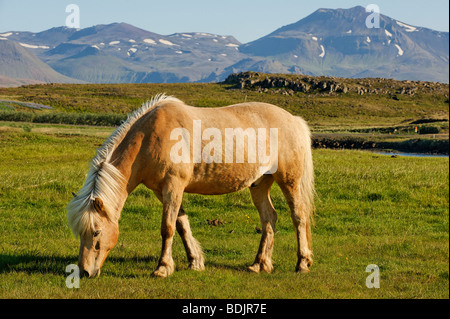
(152, 179), (184, 278)
(152, 191), (204, 272)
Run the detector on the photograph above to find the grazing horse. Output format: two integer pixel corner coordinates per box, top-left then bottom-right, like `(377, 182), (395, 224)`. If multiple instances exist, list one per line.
(67, 94), (314, 278)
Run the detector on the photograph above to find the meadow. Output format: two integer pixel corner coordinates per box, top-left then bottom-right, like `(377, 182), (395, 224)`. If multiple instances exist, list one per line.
(0, 80), (448, 299)
(0, 124), (448, 298)
(1, 80), (448, 128)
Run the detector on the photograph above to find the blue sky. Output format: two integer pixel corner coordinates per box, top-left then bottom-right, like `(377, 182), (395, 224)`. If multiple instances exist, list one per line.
(0, 0), (448, 43)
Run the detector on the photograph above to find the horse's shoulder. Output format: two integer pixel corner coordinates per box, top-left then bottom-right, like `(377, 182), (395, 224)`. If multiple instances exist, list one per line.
(145, 100), (194, 132)
(153, 99), (191, 115)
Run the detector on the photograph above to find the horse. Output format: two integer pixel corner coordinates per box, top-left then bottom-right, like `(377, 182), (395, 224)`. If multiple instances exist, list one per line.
(67, 94), (315, 278)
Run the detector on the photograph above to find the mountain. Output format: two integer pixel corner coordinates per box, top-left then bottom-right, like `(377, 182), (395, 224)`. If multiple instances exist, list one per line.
(0, 39), (82, 86)
(240, 6), (449, 83)
(1, 23), (252, 83)
(0, 7), (448, 84)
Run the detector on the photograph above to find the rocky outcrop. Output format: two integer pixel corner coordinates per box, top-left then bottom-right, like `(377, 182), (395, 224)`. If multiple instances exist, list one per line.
(223, 72), (449, 97)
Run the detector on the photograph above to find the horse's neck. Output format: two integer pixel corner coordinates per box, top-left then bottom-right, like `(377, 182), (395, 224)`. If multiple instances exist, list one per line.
(109, 130), (147, 195)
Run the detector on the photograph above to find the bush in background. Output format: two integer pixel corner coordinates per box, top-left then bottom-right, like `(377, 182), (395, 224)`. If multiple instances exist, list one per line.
(0, 110), (126, 127)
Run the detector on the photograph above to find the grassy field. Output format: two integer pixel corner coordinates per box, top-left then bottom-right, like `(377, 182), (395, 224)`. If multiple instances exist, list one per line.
(0, 126), (448, 299)
(0, 81), (448, 129)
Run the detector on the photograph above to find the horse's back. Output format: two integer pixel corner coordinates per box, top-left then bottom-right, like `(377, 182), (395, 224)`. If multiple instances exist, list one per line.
(151, 100), (300, 132)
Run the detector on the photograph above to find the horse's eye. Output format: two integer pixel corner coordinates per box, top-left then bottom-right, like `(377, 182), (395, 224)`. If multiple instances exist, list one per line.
(93, 230), (101, 237)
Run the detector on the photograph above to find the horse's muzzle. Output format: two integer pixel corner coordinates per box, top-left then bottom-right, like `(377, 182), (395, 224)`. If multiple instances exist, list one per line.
(80, 268), (100, 278)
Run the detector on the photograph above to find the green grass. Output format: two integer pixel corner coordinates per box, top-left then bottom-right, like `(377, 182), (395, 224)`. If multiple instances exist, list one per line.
(0, 81), (448, 128)
(0, 129), (448, 298)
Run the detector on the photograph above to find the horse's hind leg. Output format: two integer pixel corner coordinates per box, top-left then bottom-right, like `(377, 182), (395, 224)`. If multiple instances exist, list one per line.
(176, 206), (205, 271)
(276, 179), (313, 273)
(153, 191), (204, 272)
(248, 175), (277, 273)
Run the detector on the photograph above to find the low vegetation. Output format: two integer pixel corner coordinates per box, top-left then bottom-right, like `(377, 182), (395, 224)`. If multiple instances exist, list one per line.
(0, 127), (448, 298)
(0, 110), (125, 126)
(0, 74), (448, 298)
(0, 73), (448, 129)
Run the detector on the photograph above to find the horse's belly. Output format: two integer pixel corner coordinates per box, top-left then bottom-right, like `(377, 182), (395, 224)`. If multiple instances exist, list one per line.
(185, 164), (261, 195)
(185, 182), (249, 195)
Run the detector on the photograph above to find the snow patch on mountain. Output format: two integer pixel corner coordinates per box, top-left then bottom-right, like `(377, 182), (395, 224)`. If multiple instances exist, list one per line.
(143, 39), (156, 44)
(394, 44), (404, 56)
(396, 21), (418, 32)
(127, 47), (137, 55)
(159, 39), (176, 46)
(319, 45), (325, 58)
(19, 42), (49, 49)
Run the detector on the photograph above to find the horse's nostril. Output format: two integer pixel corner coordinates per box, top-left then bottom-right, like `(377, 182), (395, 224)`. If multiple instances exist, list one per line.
(82, 270), (90, 278)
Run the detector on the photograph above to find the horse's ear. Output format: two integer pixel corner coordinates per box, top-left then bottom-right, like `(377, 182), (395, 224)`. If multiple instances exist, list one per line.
(93, 197), (104, 213)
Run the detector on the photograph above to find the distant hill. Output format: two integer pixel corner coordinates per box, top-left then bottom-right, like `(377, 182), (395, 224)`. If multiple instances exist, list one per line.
(0, 75), (45, 87)
(0, 40), (82, 86)
(0, 6), (448, 84)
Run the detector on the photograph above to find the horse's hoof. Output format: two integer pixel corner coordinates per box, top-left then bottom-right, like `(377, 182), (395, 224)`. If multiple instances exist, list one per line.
(295, 262), (311, 273)
(295, 257), (312, 273)
(248, 263), (261, 273)
(188, 261), (205, 271)
(248, 261), (273, 273)
(151, 265), (174, 278)
(295, 267), (310, 273)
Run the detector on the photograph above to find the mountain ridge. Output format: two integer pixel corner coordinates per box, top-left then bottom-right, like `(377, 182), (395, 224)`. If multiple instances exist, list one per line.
(0, 6), (448, 85)
(240, 6), (449, 82)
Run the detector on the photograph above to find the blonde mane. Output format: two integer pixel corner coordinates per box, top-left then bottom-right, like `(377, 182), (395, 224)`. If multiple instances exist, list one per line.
(67, 93), (182, 236)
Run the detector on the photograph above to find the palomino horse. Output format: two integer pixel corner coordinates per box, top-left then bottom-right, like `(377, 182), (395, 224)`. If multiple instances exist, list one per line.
(67, 94), (314, 278)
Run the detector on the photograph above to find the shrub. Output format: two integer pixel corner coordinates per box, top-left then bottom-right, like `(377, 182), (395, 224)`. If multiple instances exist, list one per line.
(0, 110), (126, 127)
(419, 126), (440, 134)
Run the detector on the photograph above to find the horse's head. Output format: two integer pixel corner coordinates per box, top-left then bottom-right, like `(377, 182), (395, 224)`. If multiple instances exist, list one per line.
(79, 197), (119, 278)
(68, 156), (129, 278)
(69, 196), (120, 278)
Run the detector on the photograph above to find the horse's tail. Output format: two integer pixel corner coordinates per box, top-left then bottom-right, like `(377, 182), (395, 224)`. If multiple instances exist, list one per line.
(296, 116), (315, 250)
